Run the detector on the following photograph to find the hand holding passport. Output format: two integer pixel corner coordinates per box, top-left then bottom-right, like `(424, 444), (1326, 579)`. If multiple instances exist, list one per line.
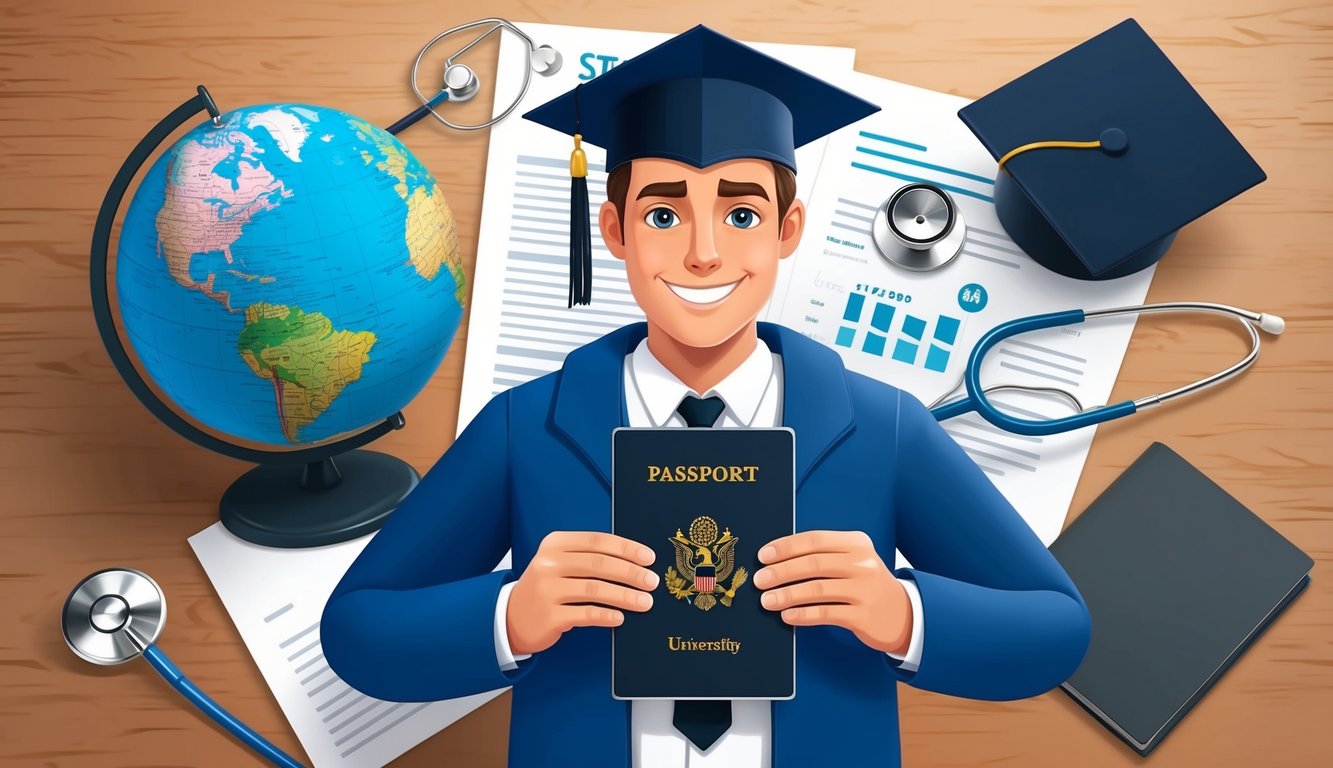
(505, 529), (659, 657)
(612, 427), (798, 699)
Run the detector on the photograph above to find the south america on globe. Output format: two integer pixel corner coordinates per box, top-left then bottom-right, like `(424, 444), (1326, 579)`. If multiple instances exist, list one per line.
(117, 104), (466, 447)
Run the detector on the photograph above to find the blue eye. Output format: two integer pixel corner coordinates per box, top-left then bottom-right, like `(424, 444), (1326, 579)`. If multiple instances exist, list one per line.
(725, 208), (761, 229)
(644, 208), (680, 229)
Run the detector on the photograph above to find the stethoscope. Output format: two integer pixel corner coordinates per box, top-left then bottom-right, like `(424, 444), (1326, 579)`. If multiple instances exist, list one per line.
(872, 182), (967, 271)
(927, 302), (1286, 436)
(867, 185), (1285, 434)
(386, 18), (562, 135)
(63, 569), (306, 768)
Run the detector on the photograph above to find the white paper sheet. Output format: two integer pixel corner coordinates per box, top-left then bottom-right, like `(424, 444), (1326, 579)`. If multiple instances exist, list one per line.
(189, 523), (512, 768)
(768, 71), (1155, 545)
(457, 22), (855, 431)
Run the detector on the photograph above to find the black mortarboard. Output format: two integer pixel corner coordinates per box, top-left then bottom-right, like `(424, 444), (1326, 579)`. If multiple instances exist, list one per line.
(523, 25), (878, 305)
(958, 19), (1266, 280)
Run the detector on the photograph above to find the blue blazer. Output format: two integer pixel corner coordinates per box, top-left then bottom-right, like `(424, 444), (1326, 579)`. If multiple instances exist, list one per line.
(322, 322), (1090, 767)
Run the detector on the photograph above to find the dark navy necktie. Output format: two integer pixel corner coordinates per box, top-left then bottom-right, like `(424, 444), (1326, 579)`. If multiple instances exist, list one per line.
(671, 394), (732, 751)
(675, 394), (725, 428)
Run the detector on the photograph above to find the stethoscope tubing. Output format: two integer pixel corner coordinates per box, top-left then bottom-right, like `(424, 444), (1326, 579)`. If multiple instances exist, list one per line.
(929, 302), (1282, 436)
(385, 91), (448, 136)
(1084, 302), (1271, 408)
(141, 644), (305, 768)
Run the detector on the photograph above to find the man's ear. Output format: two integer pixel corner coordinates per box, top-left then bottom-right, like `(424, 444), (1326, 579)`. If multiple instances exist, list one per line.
(600, 201), (626, 261)
(778, 199), (805, 260)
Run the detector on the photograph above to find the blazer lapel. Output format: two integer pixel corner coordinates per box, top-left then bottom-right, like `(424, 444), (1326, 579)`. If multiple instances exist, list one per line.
(758, 322), (855, 487)
(551, 323), (648, 488)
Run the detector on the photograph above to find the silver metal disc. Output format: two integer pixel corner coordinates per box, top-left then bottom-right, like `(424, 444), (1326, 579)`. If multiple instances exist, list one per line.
(442, 64), (479, 102)
(62, 568), (166, 665)
(891, 186), (952, 242)
(872, 184), (967, 272)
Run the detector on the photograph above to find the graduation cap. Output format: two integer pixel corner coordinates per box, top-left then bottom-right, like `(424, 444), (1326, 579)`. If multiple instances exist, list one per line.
(524, 25), (878, 305)
(958, 19), (1266, 280)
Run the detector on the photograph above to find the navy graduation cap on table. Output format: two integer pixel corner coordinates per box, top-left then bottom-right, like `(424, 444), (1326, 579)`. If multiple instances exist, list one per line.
(523, 25), (878, 305)
(958, 18), (1266, 280)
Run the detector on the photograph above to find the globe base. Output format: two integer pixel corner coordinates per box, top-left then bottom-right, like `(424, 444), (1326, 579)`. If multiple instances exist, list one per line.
(219, 450), (420, 548)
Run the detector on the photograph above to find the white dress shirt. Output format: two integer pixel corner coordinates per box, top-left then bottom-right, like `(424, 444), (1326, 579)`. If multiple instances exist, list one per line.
(494, 337), (924, 767)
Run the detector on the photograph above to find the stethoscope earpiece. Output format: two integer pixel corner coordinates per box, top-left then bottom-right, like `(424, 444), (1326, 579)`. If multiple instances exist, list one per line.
(531, 44), (562, 76)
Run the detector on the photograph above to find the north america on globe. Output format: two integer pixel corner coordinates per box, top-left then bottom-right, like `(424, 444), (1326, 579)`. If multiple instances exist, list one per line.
(117, 103), (466, 447)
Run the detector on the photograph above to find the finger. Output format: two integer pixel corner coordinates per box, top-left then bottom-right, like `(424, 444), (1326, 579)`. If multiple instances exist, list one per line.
(557, 578), (654, 612)
(753, 553), (855, 589)
(558, 552), (660, 590)
(779, 604), (861, 629)
(759, 530), (869, 564)
(759, 579), (857, 611)
(547, 531), (655, 565)
(556, 604), (625, 630)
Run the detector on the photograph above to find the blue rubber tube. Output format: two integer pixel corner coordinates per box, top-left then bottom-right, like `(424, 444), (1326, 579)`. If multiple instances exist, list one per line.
(141, 644), (306, 768)
(386, 91), (449, 135)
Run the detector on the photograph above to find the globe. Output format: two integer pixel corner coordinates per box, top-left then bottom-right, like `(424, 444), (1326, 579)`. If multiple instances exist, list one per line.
(116, 102), (465, 448)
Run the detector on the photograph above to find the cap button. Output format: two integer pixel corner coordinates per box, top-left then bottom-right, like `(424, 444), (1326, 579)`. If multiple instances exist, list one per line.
(1099, 127), (1129, 155)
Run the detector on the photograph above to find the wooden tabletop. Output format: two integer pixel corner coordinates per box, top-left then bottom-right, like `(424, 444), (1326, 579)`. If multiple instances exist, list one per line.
(2, 0), (1330, 765)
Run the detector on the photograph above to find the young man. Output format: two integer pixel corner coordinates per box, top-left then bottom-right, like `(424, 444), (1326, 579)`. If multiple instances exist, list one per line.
(322, 26), (1090, 768)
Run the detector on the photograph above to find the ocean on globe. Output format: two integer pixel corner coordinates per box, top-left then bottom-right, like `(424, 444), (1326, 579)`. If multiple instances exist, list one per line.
(117, 103), (466, 447)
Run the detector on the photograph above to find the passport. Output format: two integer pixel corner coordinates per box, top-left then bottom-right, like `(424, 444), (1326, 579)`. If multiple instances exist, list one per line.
(611, 427), (795, 700)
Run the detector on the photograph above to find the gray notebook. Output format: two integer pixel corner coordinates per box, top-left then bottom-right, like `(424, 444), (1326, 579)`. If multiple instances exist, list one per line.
(1050, 443), (1312, 756)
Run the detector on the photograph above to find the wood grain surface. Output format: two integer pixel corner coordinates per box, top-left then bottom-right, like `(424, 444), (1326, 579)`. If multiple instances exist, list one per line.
(2, 0), (1330, 765)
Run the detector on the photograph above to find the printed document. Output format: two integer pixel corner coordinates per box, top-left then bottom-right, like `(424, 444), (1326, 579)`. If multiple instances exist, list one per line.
(190, 523), (511, 767)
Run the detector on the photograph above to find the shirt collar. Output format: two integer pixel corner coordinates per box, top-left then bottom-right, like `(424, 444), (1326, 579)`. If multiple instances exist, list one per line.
(629, 337), (775, 427)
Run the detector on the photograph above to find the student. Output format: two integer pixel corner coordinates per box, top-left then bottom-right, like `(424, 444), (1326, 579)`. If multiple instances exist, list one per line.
(322, 25), (1090, 768)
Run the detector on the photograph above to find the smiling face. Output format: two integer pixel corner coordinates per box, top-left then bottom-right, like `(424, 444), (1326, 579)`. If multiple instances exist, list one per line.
(599, 158), (805, 350)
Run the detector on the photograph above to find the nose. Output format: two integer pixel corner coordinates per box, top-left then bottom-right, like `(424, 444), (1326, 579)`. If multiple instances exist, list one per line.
(684, 224), (721, 277)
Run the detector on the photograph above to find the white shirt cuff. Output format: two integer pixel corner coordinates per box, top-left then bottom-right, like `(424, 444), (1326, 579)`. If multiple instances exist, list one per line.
(494, 581), (533, 671)
(886, 577), (924, 673)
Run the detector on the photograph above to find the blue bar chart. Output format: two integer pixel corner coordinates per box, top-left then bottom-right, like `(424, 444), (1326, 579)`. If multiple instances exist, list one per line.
(834, 289), (961, 374)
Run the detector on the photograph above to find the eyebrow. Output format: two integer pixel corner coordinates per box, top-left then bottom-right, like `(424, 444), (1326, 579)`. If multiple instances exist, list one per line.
(717, 179), (770, 201)
(636, 181), (688, 199)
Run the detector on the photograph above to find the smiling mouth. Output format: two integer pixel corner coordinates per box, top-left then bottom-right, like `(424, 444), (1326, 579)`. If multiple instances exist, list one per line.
(662, 278), (744, 305)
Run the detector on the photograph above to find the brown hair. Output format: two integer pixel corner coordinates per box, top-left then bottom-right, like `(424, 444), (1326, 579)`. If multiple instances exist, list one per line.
(604, 160), (797, 236)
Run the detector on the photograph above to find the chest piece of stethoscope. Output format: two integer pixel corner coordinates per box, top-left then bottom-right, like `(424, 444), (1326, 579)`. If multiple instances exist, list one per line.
(63, 568), (166, 665)
(442, 63), (481, 102)
(872, 182), (967, 271)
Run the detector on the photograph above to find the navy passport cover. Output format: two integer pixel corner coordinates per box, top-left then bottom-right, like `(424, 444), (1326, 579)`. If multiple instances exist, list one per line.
(1050, 443), (1312, 755)
(612, 428), (795, 700)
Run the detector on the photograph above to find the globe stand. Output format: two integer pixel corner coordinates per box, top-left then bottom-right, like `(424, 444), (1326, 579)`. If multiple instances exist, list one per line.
(219, 450), (419, 548)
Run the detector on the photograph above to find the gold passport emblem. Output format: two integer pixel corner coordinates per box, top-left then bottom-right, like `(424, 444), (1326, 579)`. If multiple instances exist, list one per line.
(666, 516), (748, 611)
